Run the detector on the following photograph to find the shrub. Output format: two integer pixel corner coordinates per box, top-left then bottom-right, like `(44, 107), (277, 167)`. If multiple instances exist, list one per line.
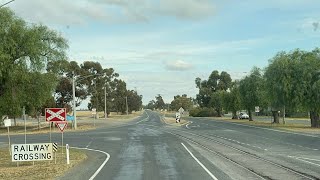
(189, 107), (218, 117)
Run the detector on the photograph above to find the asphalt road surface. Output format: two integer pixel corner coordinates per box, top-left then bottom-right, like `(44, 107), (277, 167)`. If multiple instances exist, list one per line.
(1, 110), (320, 180)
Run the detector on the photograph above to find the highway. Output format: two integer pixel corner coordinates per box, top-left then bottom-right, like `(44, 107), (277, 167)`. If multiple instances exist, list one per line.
(2, 110), (320, 180)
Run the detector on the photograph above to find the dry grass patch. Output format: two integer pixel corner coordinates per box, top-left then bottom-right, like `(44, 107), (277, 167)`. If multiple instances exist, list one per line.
(0, 123), (96, 135)
(0, 147), (87, 180)
(76, 111), (142, 120)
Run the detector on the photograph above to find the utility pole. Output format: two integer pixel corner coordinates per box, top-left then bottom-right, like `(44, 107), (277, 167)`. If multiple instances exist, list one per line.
(104, 87), (107, 119)
(72, 72), (77, 130)
(126, 96), (128, 115)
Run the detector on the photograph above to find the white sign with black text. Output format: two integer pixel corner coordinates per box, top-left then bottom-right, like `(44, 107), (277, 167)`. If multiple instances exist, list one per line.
(11, 143), (53, 162)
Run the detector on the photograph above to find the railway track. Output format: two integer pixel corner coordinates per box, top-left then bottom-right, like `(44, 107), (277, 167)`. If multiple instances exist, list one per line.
(157, 125), (319, 180)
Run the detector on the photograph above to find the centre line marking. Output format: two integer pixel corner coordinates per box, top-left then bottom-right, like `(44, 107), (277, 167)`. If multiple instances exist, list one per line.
(181, 143), (218, 180)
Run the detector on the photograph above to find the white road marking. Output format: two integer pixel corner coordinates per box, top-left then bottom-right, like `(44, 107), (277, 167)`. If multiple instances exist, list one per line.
(186, 121), (193, 129)
(86, 141), (93, 148)
(288, 156), (320, 167)
(72, 147), (110, 180)
(226, 121), (318, 138)
(181, 143), (219, 180)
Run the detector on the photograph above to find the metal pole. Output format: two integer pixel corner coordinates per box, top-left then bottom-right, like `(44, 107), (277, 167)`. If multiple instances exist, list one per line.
(105, 87), (107, 119)
(23, 106), (26, 144)
(7, 126), (11, 155)
(61, 132), (64, 154)
(126, 96), (128, 115)
(283, 106), (286, 124)
(72, 73), (77, 130)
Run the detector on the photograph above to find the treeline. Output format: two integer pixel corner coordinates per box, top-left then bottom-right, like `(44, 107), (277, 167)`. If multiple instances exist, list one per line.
(0, 8), (142, 125)
(145, 94), (194, 112)
(193, 48), (320, 128)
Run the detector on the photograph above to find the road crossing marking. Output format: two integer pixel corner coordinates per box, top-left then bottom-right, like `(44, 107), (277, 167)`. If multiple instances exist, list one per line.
(181, 143), (219, 180)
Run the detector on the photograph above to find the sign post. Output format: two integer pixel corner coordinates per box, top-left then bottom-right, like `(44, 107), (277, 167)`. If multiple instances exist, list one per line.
(255, 106), (260, 116)
(92, 108), (96, 127)
(46, 108), (66, 149)
(175, 112), (181, 123)
(56, 121), (67, 154)
(4, 118), (11, 154)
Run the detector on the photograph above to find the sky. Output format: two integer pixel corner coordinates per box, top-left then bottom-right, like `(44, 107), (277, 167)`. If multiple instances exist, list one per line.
(2, 0), (320, 108)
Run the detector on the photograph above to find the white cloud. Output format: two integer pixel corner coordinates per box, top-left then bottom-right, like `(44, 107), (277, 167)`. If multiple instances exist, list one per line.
(6, 0), (215, 25)
(165, 60), (194, 71)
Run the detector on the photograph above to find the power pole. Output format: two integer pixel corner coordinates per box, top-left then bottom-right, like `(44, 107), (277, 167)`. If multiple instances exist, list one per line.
(126, 96), (128, 115)
(104, 87), (107, 119)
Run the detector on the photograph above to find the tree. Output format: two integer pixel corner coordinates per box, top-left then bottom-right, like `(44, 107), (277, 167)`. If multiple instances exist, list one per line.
(209, 90), (225, 117)
(0, 8), (68, 121)
(155, 94), (165, 110)
(298, 49), (320, 127)
(111, 79), (128, 114)
(145, 100), (156, 110)
(223, 81), (241, 119)
(127, 90), (143, 113)
(170, 94), (193, 111)
(239, 67), (263, 121)
(264, 51), (300, 123)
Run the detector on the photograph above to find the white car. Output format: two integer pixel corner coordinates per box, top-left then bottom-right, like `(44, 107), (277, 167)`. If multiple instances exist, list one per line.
(239, 112), (249, 119)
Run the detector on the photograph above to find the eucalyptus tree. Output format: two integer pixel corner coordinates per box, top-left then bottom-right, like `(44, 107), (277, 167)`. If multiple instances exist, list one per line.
(0, 8), (68, 120)
(239, 67), (263, 121)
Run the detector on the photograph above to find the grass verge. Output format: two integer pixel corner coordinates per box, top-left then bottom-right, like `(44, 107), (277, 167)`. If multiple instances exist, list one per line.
(204, 117), (320, 134)
(0, 147), (87, 180)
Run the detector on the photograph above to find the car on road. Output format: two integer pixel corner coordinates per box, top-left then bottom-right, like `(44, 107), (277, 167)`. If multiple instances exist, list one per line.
(239, 112), (249, 119)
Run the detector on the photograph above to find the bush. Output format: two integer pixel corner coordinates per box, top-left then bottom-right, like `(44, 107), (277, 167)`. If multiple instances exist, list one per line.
(189, 107), (218, 117)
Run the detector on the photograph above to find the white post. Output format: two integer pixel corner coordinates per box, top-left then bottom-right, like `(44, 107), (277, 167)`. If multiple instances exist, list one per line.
(73, 73), (77, 130)
(66, 144), (70, 165)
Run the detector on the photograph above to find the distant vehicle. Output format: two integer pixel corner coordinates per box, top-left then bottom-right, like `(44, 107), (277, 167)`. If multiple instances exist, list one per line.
(239, 112), (249, 119)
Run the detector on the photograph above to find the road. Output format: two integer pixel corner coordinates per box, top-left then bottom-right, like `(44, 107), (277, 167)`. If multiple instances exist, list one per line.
(1, 110), (320, 180)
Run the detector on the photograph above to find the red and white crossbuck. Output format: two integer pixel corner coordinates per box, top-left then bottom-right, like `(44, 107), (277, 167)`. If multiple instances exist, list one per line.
(45, 108), (66, 122)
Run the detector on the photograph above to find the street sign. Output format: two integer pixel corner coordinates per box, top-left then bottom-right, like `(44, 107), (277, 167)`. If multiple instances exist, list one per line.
(179, 107), (185, 114)
(67, 115), (74, 121)
(56, 121), (68, 132)
(52, 143), (58, 152)
(4, 119), (11, 127)
(92, 108), (96, 115)
(11, 143), (53, 162)
(255, 106), (260, 113)
(45, 108), (66, 121)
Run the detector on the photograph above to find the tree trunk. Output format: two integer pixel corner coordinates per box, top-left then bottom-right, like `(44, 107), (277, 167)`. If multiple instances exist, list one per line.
(232, 110), (238, 119)
(272, 111), (280, 123)
(310, 111), (320, 128)
(248, 110), (253, 121)
(14, 117), (16, 126)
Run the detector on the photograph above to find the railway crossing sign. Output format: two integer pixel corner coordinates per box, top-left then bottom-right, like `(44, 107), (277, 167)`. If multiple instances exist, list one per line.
(45, 108), (66, 122)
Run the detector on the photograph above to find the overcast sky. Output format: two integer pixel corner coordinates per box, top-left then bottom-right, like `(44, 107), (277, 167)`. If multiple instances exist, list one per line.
(2, 0), (320, 108)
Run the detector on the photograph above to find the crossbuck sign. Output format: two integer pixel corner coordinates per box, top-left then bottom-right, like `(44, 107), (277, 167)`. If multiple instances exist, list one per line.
(45, 108), (66, 121)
